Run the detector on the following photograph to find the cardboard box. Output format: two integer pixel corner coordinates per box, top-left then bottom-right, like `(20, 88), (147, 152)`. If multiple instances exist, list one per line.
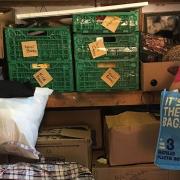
(92, 151), (180, 180)
(141, 61), (180, 91)
(36, 126), (92, 168)
(42, 110), (102, 149)
(105, 111), (159, 166)
(0, 8), (15, 59)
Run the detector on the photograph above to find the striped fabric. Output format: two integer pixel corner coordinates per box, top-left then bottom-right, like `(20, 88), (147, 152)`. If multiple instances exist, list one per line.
(0, 161), (94, 180)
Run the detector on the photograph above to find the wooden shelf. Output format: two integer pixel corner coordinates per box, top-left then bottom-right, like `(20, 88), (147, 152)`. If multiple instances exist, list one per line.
(47, 91), (160, 108)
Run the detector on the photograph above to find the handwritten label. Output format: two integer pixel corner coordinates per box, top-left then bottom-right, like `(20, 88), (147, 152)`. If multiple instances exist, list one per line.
(21, 41), (38, 57)
(101, 68), (120, 87)
(33, 68), (53, 87)
(102, 16), (121, 33)
(88, 39), (107, 59)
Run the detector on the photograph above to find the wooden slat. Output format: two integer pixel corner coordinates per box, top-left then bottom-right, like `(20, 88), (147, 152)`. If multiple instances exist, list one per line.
(46, 91), (160, 108)
(16, 2), (148, 19)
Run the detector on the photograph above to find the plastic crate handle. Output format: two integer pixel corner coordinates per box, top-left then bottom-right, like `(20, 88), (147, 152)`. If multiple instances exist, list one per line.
(103, 36), (116, 42)
(27, 30), (47, 36)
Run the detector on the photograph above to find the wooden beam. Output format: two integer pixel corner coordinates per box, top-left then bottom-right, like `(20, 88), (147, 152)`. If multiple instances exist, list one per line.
(46, 91), (160, 108)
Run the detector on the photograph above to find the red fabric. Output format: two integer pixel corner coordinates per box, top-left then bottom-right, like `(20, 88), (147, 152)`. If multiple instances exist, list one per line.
(174, 67), (180, 83)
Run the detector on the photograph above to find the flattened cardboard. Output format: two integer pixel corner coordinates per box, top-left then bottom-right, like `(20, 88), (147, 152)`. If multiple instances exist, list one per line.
(105, 111), (159, 166)
(101, 16), (121, 33)
(60, 128), (91, 140)
(42, 110), (102, 149)
(92, 151), (180, 180)
(0, 8), (15, 59)
(141, 61), (180, 91)
(0, 8), (15, 25)
(36, 127), (92, 168)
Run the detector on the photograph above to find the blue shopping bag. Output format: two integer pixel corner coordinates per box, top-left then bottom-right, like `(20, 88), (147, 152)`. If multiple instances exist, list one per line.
(155, 89), (180, 170)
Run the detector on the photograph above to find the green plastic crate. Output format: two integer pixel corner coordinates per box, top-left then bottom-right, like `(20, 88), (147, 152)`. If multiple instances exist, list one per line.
(74, 32), (139, 61)
(73, 11), (139, 33)
(8, 61), (74, 92)
(5, 27), (72, 62)
(76, 60), (139, 92)
(5, 27), (74, 92)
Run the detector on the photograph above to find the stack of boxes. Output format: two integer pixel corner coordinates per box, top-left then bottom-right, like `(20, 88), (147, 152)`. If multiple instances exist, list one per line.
(5, 27), (74, 92)
(73, 10), (140, 92)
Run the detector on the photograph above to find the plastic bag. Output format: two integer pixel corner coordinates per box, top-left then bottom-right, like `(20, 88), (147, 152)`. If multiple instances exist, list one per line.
(154, 89), (180, 170)
(0, 87), (53, 159)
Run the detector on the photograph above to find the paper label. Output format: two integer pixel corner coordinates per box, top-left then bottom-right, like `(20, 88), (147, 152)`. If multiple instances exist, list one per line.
(32, 64), (50, 69)
(102, 16), (121, 33)
(21, 41), (38, 57)
(97, 62), (116, 68)
(33, 69), (53, 87)
(101, 68), (120, 87)
(88, 39), (107, 59)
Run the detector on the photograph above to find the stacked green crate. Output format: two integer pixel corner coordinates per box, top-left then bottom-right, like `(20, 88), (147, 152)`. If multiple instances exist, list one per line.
(5, 27), (74, 92)
(73, 10), (140, 92)
(73, 11), (139, 34)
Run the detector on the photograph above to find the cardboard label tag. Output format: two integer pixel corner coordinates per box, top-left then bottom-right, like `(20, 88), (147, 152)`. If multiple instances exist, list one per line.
(88, 39), (107, 59)
(102, 16), (121, 33)
(97, 62), (116, 68)
(21, 41), (38, 57)
(32, 64), (50, 69)
(101, 68), (120, 87)
(33, 68), (53, 87)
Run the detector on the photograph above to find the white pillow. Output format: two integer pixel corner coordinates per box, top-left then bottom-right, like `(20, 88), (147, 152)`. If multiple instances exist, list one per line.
(0, 87), (53, 159)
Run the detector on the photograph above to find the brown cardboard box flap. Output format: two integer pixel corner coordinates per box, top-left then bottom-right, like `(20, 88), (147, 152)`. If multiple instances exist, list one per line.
(106, 111), (158, 129)
(37, 126), (92, 144)
(39, 126), (91, 139)
(42, 110), (102, 149)
(60, 128), (91, 140)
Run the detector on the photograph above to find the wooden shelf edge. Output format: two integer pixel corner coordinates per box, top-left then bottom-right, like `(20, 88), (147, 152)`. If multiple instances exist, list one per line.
(46, 91), (160, 108)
